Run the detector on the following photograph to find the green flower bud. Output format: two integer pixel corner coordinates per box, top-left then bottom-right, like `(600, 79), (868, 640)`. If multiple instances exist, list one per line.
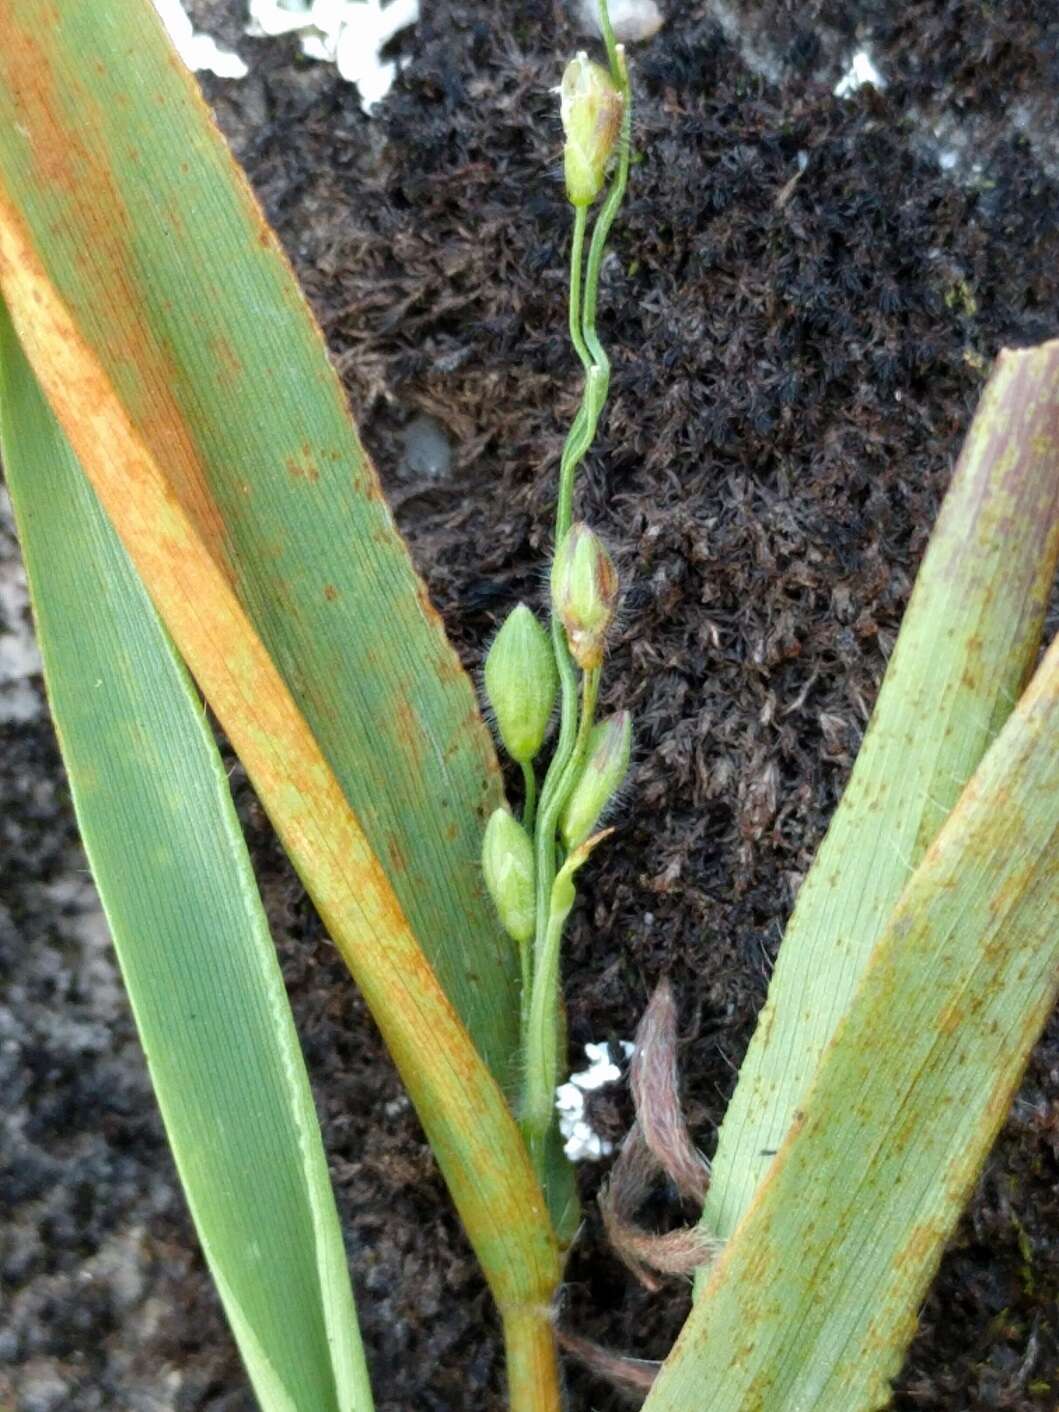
(550, 522), (619, 670)
(484, 604), (558, 762)
(560, 53), (623, 207)
(482, 808), (536, 944)
(561, 711), (632, 848)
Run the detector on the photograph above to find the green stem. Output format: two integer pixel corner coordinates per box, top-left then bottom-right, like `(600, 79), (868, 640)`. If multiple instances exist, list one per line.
(522, 873), (576, 1165)
(521, 670), (600, 1165)
(581, 49), (631, 385)
(520, 802), (601, 1164)
(529, 617), (580, 1042)
(502, 1303), (562, 1412)
(519, 0), (633, 1180)
(530, 649), (578, 981)
(568, 203), (591, 375)
(518, 758), (538, 1035)
(552, 40), (633, 550)
(598, 0), (621, 67)
(573, 667), (601, 765)
(521, 758), (537, 832)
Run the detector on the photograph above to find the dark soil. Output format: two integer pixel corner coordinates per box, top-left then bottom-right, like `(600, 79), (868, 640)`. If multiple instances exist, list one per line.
(3, 0), (1059, 1408)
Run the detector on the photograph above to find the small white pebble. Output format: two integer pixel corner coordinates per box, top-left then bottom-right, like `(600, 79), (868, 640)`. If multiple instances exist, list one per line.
(833, 48), (886, 98)
(578, 0), (663, 44)
(555, 1036), (634, 1161)
(152, 0), (249, 77)
(246, 0), (312, 37)
(300, 31), (335, 61)
(555, 1082), (586, 1115)
(563, 1119), (613, 1162)
(573, 1060), (622, 1090)
(247, 0), (419, 114)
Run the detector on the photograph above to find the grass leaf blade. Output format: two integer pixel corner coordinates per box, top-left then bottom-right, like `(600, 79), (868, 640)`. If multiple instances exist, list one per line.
(0, 0), (518, 1085)
(646, 624), (1059, 1410)
(0, 5), (563, 1346)
(702, 342), (1059, 1243)
(0, 303), (373, 1412)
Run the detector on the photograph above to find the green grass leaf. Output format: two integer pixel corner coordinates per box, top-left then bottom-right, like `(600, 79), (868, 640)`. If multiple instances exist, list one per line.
(0, 0), (518, 1088)
(0, 302), (374, 1412)
(644, 622), (1059, 1409)
(0, 1), (564, 1378)
(702, 343), (1059, 1245)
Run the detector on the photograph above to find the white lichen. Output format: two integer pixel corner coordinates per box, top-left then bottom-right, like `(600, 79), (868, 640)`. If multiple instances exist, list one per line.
(556, 1039), (635, 1161)
(246, 0), (420, 113)
(151, 0), (249, 79)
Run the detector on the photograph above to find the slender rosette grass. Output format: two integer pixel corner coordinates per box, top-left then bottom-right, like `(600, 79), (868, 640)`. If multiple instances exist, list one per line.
(482, 808), (537, 947)
(551, 522), (619, 670)
(561, 711), (632, 848)
(560, 53), (623, 207)
(474, 0), (636, 1214)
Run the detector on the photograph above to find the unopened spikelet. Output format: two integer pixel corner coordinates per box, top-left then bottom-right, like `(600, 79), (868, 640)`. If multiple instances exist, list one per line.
(551, 522), (619, 670)
(484, 603), (558, 762)
(561, 710), (632, 848)
(560, 53), (623, 207)
(481, 807), (536, 944)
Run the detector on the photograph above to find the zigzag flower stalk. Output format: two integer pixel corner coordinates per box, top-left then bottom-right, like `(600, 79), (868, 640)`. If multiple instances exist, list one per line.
(481, 0), (634, 1197)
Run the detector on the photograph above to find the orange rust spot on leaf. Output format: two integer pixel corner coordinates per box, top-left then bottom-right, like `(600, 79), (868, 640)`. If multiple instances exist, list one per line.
(323, 584), (338, 602)
(387, 835), (408, 874)
(209, 333), (243, 388)
(414, 579), (447, 634)
(936, 999), (964, 1035)
(393, 695), (423, 767)
(285, 454), (319, 483)
(890, 1219), (942, 1275)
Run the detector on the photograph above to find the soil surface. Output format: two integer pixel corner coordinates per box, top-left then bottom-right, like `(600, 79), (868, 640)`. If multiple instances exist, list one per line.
(3, 1), (1059, 1409)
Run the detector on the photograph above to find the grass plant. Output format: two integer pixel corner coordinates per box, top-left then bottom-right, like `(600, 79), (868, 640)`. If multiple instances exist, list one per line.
(0, 3), (1057, 1409)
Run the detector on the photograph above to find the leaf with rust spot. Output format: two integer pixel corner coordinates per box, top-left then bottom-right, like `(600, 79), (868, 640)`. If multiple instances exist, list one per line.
(0, 0), (564, 1390)
(702, 341), (1059, 1249)
(646, 344), (1059, 1410)
(0, 0), (519, 1090)
(0, 304), (373, 1412)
